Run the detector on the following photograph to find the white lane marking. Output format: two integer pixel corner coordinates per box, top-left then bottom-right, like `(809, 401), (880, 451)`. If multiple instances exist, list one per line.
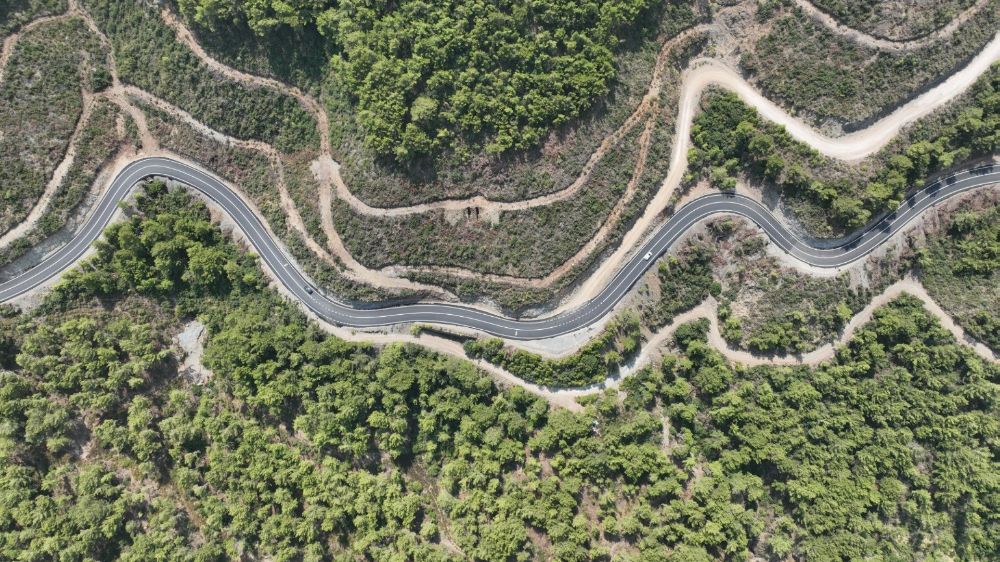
(0, 157), (996, 339)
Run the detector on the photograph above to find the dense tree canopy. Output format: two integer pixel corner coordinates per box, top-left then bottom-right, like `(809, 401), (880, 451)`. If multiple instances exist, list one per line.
(179, 0), (659, 160)
(0, 185), (997, 559)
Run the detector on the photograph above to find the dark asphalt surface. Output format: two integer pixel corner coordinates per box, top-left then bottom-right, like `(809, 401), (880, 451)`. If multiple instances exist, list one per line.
(1, 157), (997, 340)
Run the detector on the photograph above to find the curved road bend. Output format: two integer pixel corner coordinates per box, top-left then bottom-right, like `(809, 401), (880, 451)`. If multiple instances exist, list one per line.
(0, 157), (997, 340)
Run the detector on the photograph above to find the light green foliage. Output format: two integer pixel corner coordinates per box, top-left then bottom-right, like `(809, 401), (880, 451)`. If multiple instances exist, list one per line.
(464, 313), (642, 386)
(0, 187), (996, 560)
(919, 202), (1000, 350)
(689, 63), (1000, 233)
(180, 0), (660, 161)
(17, 315), (168, 416)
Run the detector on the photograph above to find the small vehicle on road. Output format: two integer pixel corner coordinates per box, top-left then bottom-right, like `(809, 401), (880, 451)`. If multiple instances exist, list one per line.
(643, 251), (653, 260)
(303, 285), (314, 295)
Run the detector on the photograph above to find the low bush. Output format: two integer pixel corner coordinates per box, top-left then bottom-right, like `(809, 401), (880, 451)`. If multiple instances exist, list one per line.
(0, 17), (104, 237)
(689, 63), (1000, 234)
(465, 313), (642, 386)
(81, 0), (318, 153)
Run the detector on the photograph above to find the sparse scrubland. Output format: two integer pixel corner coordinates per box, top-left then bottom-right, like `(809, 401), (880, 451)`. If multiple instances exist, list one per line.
(80, 0), (319, 153)
(689, 62), (1000, 236)
(809, 0), (978, 40)
(0, 16), (105, 238)
(334, 125), (645, 278)
(0, 98), (131, 269)
(0, 0), (66, 35)
(741, 0), (1000, 129)
(1, 186), (996, 561)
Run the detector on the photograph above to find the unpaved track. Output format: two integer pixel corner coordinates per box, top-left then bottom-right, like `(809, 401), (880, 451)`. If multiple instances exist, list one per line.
(0, 8), (75, 86)
(396, 115), (659, 288)
(516, 276), (995, 407)
(157, 3), (1000, 302)
(2, 0), (997, 394)
(343, 33), (1000, 296)
(124, 86), (448, 296)
(362, 34), (1000, 291)
(793, 0), (995, 51)
(700, 275), (997, 366)
(0, 92), (96, 249)
(466, 276), (997, 406)
(159, 3), (1000, 214)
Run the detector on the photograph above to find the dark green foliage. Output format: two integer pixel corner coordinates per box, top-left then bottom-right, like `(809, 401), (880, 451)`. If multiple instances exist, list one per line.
(80, 0), (318, 153)
(0, 17), (103, 236)
(1, 186), (996, 560)
(919, 201), (1000, 350)
(464, 314), (642, 387)
(89, 67), (113, 91)
(690, 63), (1000, 232)
(809, 0), (977, 40)
(0, 0), (66, 35)
(180, 0), (661, 161)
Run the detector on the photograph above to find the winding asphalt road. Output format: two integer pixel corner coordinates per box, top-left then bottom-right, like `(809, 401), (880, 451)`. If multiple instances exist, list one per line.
(0, 157), (997, 340)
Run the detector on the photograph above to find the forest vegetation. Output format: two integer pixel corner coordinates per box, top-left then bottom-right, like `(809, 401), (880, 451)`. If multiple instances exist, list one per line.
(0, 185), (996, 560)
(178, 0), (666, 161)
(0, 16), (105, 238)
(741, 0), (1000, 127)
(688, 62), (1000, 234)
